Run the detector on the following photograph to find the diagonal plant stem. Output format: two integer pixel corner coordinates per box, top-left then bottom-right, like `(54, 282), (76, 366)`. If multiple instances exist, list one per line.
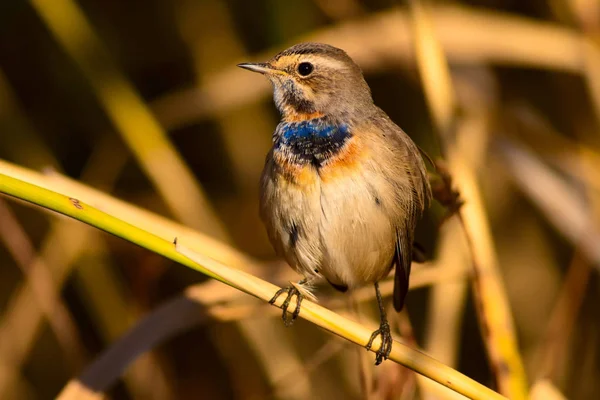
(0, 172), (506, 400)
(0, 158), (259, 272)
(176, 243), (505, 400)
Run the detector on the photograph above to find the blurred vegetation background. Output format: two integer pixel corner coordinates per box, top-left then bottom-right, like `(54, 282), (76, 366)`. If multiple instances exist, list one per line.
(0, 0), (599, 399)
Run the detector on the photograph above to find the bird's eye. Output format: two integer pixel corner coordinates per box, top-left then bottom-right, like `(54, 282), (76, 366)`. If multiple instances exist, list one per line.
(297, 62), (314, 76)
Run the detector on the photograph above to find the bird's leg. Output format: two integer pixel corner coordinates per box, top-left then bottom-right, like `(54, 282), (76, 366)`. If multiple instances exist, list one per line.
(269, 278), (307, 327)
(366, 282), (393, 365)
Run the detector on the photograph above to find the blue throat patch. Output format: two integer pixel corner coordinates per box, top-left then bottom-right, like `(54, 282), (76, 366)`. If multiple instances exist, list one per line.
(276, 118), (351, 166)
(281, 120), (347, 140)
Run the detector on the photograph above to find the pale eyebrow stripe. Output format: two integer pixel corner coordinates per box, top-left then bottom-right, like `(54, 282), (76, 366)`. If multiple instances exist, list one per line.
(299, 55), (347, 72)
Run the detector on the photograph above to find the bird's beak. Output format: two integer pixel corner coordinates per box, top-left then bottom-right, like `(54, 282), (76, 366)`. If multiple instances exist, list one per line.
(237, 62), (285, 75)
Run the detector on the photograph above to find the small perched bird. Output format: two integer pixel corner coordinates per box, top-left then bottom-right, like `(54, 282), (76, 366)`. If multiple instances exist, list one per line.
(239, 43), (431, 365)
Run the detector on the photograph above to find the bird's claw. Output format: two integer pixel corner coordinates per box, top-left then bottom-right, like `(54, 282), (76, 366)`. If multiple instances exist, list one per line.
(366, 320), (393, 365)
(269, 285), (304, 327)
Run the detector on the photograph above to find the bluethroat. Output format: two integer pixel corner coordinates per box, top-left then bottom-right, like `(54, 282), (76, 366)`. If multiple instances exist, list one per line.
(239, 43), (431, 365)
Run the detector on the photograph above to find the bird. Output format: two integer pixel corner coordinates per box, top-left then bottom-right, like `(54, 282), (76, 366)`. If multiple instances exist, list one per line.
(238, 42), (431, 365)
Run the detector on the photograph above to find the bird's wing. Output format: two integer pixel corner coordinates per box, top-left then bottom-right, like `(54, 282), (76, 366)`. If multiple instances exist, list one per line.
(393, 227), (412, 311)
(370, 109), (431, 311)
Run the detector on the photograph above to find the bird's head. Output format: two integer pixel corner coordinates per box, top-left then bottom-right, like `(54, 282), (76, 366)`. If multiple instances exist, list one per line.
(238, 43), (373, 122)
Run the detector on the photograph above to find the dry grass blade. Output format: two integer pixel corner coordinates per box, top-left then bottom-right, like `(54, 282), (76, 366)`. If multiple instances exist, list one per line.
(0, 221), (95, 398)
(57, 291), (273, 398)
(409, 7), (469, 391)
(269, 337), (347, 395)
(0, 218), (172, 399)
(29, 0), (228, 240)
(533, 252), (592, 383)
(581, 38), (600, 129)
(56, 382), (105, 400)
(563, 0), (600, 30)
(422, 218), (469, 367)
(530, 379), (568, 400)
(57, 296), (206, 398)
(177, 0), (273, 192)
(347, 262), (468, 305)
(152, 5), (584, 129)
(508, 104), (600, 194)
(409, 2), (528, 397)
(499, 138), (600, 394)
(237, 318), (312, 400)
(409, 0), (457, 136)
(449, 154), (528, 399)
(498, 139), (600, 267)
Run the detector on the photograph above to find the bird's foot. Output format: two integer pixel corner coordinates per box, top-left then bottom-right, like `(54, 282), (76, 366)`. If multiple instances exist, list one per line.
(269, 285), (304, 327)
(366, 320), (393, 365)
